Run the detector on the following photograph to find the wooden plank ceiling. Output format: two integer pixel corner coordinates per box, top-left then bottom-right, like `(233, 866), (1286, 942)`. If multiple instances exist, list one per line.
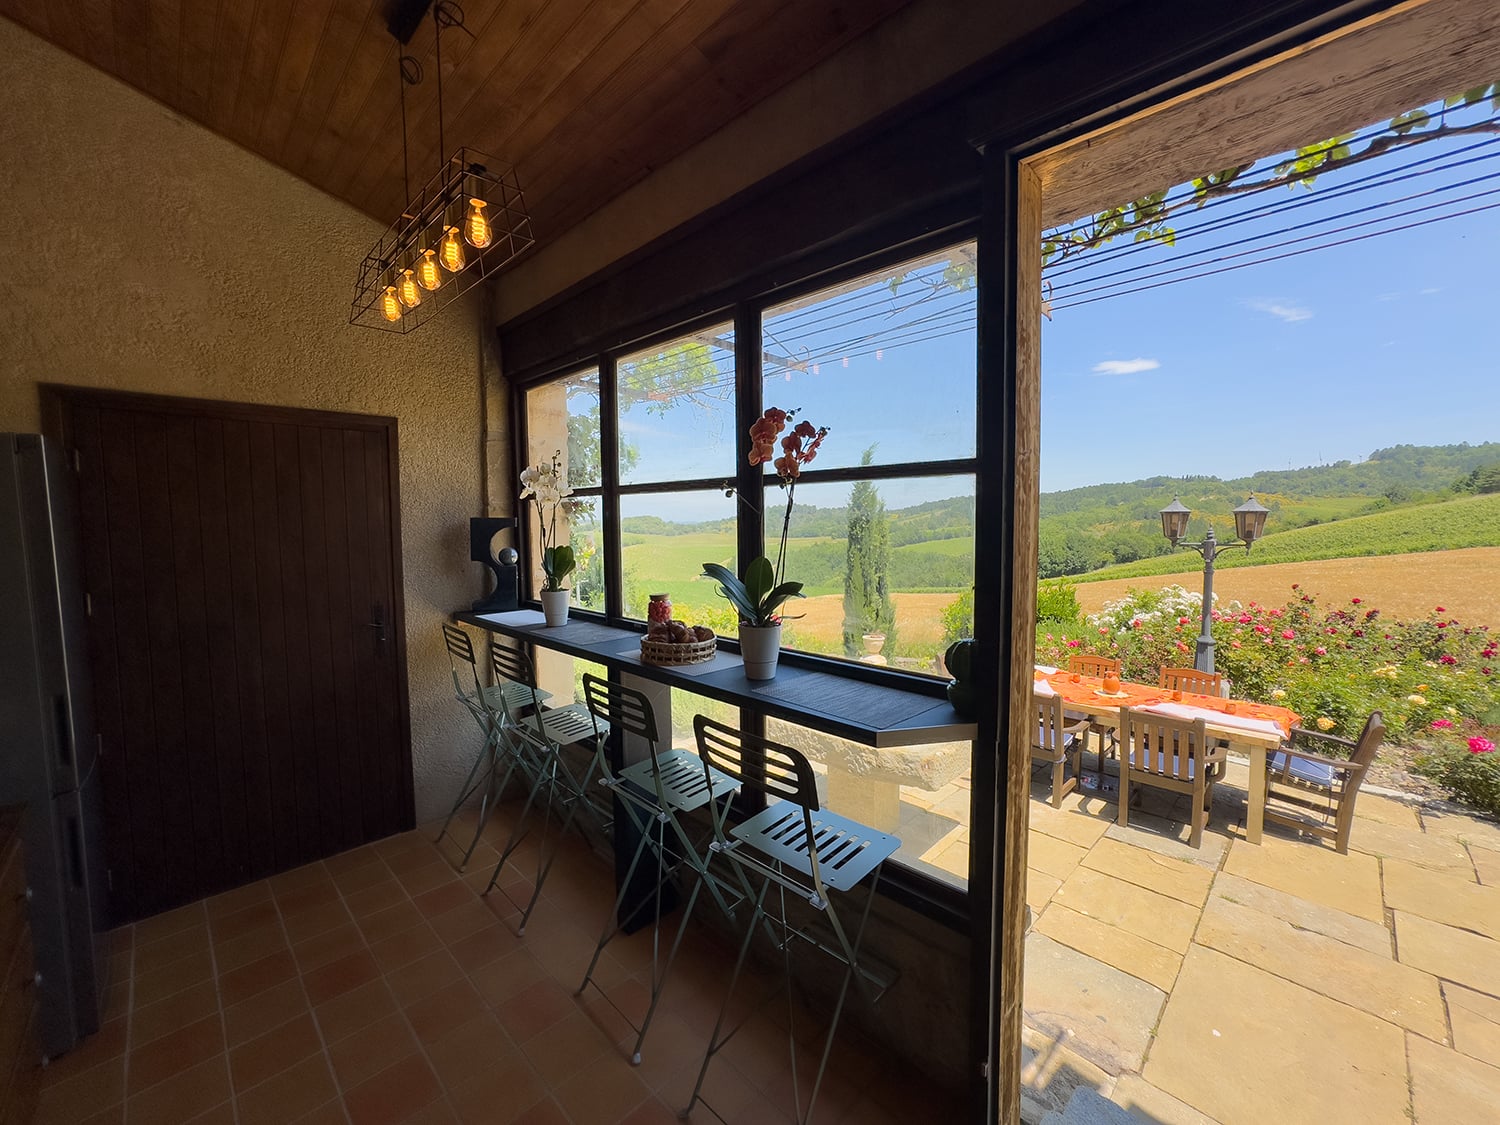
(2, 0), (912, 248)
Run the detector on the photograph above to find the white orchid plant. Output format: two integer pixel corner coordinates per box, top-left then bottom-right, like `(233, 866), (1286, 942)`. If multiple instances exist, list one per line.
(520, 451), (577, 592)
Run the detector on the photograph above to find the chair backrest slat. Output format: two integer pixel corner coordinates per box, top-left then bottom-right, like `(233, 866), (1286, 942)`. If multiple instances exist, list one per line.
(1069, 654), (1121, 679)
(1350, 711), (1386, 771)
(694, 716), (818, 809)
(489, 643), (544, 727)
(1159, 666), (1223, 696)
(1033, 693), (1067, 751)
(1120, 706), (1208, 779)
(581, 673), (657, 742)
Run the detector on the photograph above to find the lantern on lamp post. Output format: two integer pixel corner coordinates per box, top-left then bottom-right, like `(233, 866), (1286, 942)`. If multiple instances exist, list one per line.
(1158, 494), (1270, 673)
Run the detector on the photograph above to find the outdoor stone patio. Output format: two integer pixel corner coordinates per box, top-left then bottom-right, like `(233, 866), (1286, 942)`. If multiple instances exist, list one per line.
(913, 755), (1500, 1124)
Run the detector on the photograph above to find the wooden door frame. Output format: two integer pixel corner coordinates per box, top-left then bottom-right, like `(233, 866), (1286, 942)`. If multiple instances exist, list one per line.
(38, 384), (415, 831)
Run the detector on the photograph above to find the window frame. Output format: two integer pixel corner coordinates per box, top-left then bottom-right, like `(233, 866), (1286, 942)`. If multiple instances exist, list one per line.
(512, 232), (981, 929)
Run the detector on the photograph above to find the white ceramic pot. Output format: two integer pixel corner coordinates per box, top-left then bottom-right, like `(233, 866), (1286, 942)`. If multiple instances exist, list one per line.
(540, 588), (570, 627)
(738, 622), (783, 680)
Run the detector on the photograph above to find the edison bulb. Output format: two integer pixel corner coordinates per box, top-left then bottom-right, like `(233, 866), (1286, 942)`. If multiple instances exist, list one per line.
(439, 225), (467, 272)
(397, 269), (421, 309)
(381, 287), (402, 322)
(416, 249), (442, 291)
(464, 198), (492, 248)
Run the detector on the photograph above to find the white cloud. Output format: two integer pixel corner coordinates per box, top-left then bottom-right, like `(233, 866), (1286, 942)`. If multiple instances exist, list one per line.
(1246, 298), (1313, 322)
(1091, 358), (1160, 376)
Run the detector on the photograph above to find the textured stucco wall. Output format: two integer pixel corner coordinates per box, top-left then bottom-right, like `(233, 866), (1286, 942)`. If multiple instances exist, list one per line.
(0, 18), (489, 825)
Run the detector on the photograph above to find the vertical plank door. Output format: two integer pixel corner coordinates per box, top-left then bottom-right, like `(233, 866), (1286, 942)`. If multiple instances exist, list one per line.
(45, 389), (412, 924)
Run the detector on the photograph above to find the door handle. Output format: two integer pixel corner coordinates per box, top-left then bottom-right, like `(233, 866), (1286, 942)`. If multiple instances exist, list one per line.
(366, 603), (387, 643)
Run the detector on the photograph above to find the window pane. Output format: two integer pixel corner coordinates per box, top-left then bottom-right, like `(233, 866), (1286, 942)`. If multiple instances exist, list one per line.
(761, 244), (976, 472)
(617, 324), (737, 485)
(765, 715), (968, 890)
(619, 491), (738, 628)
(520, 491), (602, 611)
(526, 367), (602, 491)
(764, 475), (975, 676)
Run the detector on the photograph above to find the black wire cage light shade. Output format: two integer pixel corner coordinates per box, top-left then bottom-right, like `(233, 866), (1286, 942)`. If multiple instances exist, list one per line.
(349, 149), (533, 333)
(349, 1), (534, 333)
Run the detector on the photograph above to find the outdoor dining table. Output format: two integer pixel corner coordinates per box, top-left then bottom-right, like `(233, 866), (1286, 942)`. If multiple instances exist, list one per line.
(1033, 667), (1301, 845)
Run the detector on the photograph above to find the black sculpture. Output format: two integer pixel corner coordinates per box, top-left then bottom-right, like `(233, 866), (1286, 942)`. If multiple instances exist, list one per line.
(470, 517), (519, 612)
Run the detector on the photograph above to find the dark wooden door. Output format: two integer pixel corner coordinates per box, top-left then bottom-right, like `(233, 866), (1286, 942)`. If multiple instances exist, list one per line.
(44, 388), (413, 923)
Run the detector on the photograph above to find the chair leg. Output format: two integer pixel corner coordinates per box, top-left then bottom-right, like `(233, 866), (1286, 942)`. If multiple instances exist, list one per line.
(1051, 759), (1065, 808)
(1189, 781), (1205, 849)
(1117, 768), (1130, 826)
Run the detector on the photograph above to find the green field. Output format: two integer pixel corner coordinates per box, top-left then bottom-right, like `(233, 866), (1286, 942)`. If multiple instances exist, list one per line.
(1072, 492), (1500, 584)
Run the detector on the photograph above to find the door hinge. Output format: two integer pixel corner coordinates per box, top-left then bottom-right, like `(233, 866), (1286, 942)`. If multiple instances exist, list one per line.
(71, 448), (81, 473)
(84, 592), (92, 616)
(980, 1061), (991, 1080)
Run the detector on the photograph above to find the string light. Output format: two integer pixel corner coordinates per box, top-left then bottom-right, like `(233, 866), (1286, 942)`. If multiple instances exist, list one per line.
(417, 248), (442, 290)
(397, 268), (421, 308)
(439, 225), (467, 272)
(464, 198), (493, 248)
(381, 287), (402, 322)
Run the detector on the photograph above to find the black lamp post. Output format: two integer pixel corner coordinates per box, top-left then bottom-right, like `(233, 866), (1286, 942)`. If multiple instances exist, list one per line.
(1158, 494), (1270, 673)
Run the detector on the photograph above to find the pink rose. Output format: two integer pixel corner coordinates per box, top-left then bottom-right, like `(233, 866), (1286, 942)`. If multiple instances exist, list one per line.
(1430, 719), (1454, 729)
(1469, 737), (1495, 754)
(1351, 597), (1362, 605)
(1281, 630), (1296, 640)
(1314, 647), (1327, 656)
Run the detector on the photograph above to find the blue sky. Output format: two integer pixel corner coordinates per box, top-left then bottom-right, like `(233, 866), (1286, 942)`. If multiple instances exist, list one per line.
(611, 95), (1500, 516)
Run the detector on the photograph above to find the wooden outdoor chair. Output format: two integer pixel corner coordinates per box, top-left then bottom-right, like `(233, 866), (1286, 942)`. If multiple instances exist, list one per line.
(1117, 706), (1226, 848)
(1158, 666), (1224, 697)
(1069, 654), (1120, 679)
(1032, 692), (1090, 807)
(1068, 654), (1122, 780)
(1263, 711), (1385, 854)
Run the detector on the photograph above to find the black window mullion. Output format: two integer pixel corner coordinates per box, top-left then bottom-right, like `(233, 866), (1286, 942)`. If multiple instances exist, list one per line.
(600, 354), (623, 620)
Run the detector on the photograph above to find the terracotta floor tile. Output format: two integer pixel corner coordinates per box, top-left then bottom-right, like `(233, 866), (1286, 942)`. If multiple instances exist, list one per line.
(270, 861), (335, 895)
(302, 948), (382, 1005)
(396, 860), (456, 898)
(294, 921), (368, 972)
(33, 1058), (124, 1125)
(404, 978), (489, 1044)
(204, 881), (273, 920)
(431, 899), (499, 947)
(212, 922), (290, 974)
(402, 1099), (460, 1125)
(313, 978), (399, 1044)
(127, 1012), (225, 1095)
(134, 901), (206, 945)
(334, 856), (397, 894)
(360, 900), (428, 945)
(447, 1057), (548, 1125)
(182, 1100), (237, 1124)
(445, 921), (520, 974)
(326, 842), (387, 873)
(553, 1057), (652, 1125)
(76, 1104), (125, 1125)
(210, 899), (282, 944)
(494, 978), (577, 1043)
(385, 949), (465, 1007)
(228, 1011), (324, 1092)
(414, 881), (474, 918)
(133, 946), (215, 1007)
(507, 1096), (571, 1125)
(129, 978), (220, 1048)
(615, 1096), (683, 1125)
(519, 1009), (613, 1086)
(344, 880), (414, 920)
(222, 977), (308, 1047)
(283, 898), (354, 945)
(327, 1010), (421, 1089)
(342, 1052), (444, 1125)
(218, 948), (299, 1007)
(369, 920), (445, 973)
(290, 1098), (353, 1125)
(276, 878), (344, 915)
(134, 923), (211, 975)
(126, 1055), (231, 1125)
(235, 1053), (340, 1125)
(423, 1012), (522, 1090)
(470, 948), (548, 1010)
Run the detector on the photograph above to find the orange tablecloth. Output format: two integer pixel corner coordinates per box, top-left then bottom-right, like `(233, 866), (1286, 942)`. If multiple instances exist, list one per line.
(1034, 669), (1299, 737)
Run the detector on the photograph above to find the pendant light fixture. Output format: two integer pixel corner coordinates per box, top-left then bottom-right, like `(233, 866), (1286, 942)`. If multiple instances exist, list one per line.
(349, 1), (534, 333)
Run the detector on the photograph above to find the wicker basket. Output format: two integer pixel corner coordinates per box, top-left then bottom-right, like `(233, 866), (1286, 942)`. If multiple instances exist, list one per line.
(639, 635), (717, 666)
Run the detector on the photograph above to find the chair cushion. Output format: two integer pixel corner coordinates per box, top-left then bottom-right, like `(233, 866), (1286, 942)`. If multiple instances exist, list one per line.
(1269, 751), (1336, 787)
(1036, 727), (1078, 749)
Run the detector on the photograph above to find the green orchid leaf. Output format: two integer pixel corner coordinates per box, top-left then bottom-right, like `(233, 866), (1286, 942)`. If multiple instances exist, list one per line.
(701, 561), (758, 621)
(743, 556), (775, 608)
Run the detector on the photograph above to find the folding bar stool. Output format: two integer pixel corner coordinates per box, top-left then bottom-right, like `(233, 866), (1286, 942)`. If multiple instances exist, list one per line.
(482, 643), (610, 935)
(574, 674), (742, 1065)
(684, 716), (902, 1125)
(434, 624), (551, 870)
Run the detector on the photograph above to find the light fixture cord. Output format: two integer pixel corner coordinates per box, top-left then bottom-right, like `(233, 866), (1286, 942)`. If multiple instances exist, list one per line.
(398, 54), (411, 205)
(434, 8), (445, 163)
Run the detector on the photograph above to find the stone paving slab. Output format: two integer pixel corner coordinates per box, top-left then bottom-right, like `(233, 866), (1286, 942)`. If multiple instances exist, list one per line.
(1110, 1074), (1220, 1125)
(1104, 816), (1232, 869)
(1082, 838), (1213, 907)
(1035, 905), (1182, 992)
(1023, 934), (1165, 1076)
(1382, 857), (1500, 940)
(1020, 1024), (1114, 1123)
(1349, 818), (1476, 875)
(1394, 912), (1500, 997)
(1471, 844), (1500, 885)
(1029, 871), (1063, 912)
(1052, 868), (1200, 954)
(1408, 1030), (1500, 1123)
(1222, 834), (1384, 922)
(1194, 896), (1446, 1040)
(1353, 794), (1422, 830)
(1030, 797), (1115, 850)
(1445, 983), (1500, 1069)
(1419, 806), (1500, 853)
(1145, 946), (1409, 1125)
(1030, 831), (1091, 881)
(1208, 871), (1392, 957)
